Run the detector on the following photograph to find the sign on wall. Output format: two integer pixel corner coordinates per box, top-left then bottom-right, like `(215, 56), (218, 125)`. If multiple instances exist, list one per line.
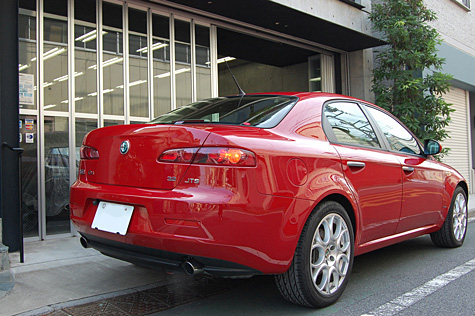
(19, 73), (34, 106)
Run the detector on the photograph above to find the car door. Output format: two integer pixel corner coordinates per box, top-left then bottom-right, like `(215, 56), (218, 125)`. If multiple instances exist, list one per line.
(364, 106), (445, 233)
(323, 101), (402, 245)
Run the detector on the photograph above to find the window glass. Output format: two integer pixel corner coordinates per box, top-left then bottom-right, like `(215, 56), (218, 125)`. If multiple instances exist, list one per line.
(44, 0), (67, 16)
(74, 0), (97, 114)
(44, 18), (68, 44)
(20, 0), (36, 11)
(76, 118), (97, 147)
(103, 2), (122, 29)
(19, 14), (37, 110)
(128, 8), (149, 118)
(456, 0), (470, 9)
(103, 2), (124, 116)
(43, 0), (68, 112)
(366, 107), (421, 155)
(196, 25), (211, 101)
(175, 19), (192, 107)
(152, 14), (171, 117)
(103, 31), (122, 54)
(19, 14), (36, 40)
(74, 0), (95, 24)
(43, 43), (68, 111)
(104, 119), (123, 127)
(324, 102), (380, 148)
(150, 95), (297, 128)
(309, 55), (321, 92)
(44, 116), (70, 235)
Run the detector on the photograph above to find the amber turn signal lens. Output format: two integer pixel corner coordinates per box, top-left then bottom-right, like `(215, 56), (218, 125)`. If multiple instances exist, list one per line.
(193, 147), (256, 166)
(227, 149), (245, 164)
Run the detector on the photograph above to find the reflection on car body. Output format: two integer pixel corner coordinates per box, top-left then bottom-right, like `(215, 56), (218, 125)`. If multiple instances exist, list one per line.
(70, 92), (468, 308)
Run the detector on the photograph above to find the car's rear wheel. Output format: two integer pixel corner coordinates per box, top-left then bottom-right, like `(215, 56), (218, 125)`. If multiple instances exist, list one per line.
(275, 201), (354, 307)
(430, 186), (468, 248)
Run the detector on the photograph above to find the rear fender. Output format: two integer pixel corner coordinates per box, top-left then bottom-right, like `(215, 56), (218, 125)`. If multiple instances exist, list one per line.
(280, 176), (360, 271)
(438, 167), (467, 226)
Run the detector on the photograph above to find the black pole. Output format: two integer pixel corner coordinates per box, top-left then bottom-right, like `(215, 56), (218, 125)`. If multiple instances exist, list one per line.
(2, 143), (24, 263)
(0, 0), (21, 252)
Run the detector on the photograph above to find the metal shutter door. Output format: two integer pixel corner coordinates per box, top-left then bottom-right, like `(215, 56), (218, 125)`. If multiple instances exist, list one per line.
(441, 87), (471, 185)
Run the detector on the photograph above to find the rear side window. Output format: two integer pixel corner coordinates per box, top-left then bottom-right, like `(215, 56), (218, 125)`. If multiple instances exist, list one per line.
(366, 107), (421, 155)
(324, 102), (380, 148)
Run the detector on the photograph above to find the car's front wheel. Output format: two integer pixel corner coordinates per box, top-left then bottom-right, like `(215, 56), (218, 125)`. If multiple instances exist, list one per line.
(431, 186), (468, 248)
(275, 201), (354, 307)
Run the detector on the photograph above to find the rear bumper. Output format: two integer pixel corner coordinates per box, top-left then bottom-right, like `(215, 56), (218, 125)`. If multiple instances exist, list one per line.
(80, 233), (262, 276)
(70, 180), (316, 274)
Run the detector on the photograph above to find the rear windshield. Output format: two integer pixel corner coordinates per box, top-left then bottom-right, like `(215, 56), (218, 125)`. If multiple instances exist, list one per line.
(149, 95), (298, 128)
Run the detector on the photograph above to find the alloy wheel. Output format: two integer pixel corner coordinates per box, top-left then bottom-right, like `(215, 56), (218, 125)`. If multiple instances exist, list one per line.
(310, 213), (351, 295)
(452, 193), (467, 241)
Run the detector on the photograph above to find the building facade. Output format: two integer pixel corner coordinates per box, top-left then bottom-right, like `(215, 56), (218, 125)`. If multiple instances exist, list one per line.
(424, 0), (475, 194)
(7, 0), (384, 243)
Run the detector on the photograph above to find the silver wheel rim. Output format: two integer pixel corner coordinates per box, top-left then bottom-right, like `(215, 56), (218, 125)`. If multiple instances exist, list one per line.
(452, 193), (467, 241)
(310, 213), (351, 295)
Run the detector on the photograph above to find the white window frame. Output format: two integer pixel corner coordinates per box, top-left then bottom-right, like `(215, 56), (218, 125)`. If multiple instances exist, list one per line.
(451, 0), (471, 10)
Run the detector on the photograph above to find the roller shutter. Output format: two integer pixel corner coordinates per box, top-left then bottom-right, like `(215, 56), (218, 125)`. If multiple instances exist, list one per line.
(441, 87), (471, 186)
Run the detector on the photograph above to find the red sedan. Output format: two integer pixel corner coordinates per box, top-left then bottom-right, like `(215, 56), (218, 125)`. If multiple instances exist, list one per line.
(70, 92), (468, 307)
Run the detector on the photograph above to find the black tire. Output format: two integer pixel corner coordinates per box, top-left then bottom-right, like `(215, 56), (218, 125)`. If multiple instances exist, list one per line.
(430, 186), (468, 248)
(275, 201), (354, 307)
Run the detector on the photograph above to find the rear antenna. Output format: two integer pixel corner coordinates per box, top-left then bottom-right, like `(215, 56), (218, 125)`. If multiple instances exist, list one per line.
(225, 60), (245, 96)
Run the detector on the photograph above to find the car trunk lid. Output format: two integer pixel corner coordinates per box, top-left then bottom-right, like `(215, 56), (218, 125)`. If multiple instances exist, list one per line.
(82, 124), (211, 190)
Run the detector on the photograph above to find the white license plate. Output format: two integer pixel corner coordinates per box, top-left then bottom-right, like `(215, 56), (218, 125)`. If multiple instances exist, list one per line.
(91, 202), (134, 235)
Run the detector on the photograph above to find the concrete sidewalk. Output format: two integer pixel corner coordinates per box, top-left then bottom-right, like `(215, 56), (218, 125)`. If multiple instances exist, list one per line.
(0, 237), (175, 316)
(1, 195), (475, 316)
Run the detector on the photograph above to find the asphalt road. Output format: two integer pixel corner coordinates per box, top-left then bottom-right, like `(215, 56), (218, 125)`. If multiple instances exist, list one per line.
(152, 220), (475, 316)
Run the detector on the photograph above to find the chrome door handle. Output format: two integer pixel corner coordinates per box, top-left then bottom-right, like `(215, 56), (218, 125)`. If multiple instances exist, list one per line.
(402, 166), (415, 172)
(347, 161), (365, 168)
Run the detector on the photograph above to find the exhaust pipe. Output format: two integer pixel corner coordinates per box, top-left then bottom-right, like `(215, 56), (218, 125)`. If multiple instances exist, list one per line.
(182, 259), (204, 275)
(80, 237), (90, 249)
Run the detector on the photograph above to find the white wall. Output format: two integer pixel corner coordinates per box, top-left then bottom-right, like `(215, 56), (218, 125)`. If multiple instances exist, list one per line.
(425, 0), (475, 57)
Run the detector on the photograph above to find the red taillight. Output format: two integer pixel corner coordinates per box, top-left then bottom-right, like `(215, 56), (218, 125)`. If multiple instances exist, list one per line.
(194, 148), (256, 166)
(159, 147), (256, 166)
(158, 148), (198, 163)
(80, 145), (99, 159)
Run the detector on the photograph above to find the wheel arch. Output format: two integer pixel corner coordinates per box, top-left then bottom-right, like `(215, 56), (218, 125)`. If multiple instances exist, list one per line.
(457, 180), (468, 198)
(445, 179), (469, 220)
(318, 193), (357, 239)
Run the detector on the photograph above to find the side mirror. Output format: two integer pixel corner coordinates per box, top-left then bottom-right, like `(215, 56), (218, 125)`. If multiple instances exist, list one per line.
(424, 139), (442, 155)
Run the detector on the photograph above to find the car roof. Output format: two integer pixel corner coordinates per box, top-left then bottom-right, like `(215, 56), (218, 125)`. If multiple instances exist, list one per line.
(238, 92), (367, 103)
